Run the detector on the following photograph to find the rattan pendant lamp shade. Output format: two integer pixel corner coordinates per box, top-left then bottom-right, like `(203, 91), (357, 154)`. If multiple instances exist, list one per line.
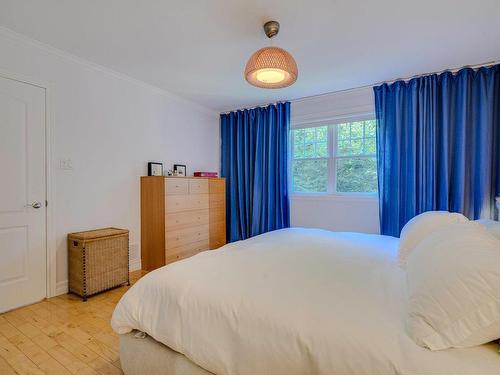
(245, 21), (298, 89)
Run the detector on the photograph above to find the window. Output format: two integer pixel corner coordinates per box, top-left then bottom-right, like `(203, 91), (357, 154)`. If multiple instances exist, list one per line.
(291, 119), (377, 194)
(292, 126), (329, 193)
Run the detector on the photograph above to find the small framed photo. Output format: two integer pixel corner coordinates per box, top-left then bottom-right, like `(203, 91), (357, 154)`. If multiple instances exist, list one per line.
(148, 162), (163, 176)
(173, 164), (187, 177)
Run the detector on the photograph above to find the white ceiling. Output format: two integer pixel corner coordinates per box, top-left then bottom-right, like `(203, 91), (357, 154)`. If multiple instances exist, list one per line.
(1, 0), (499, 112)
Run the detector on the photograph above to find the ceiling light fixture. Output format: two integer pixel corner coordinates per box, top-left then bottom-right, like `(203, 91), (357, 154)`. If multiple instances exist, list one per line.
(245, 21), (298, 89)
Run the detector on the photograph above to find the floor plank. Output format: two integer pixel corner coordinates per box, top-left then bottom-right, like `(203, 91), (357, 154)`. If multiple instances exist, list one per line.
(0, 270), (144, 375)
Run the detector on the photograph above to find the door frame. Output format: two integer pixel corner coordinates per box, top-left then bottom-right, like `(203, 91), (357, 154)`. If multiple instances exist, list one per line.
(0, 69), (57, 298)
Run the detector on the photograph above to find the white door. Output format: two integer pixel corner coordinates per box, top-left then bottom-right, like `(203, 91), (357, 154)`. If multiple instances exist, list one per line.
(0, 76), (46, 313)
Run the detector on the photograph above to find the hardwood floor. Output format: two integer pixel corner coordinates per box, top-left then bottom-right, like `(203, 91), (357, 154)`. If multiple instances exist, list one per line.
(0, 271), (144, 375)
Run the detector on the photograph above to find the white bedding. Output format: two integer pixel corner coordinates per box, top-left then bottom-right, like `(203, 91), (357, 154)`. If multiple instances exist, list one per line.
(112, 228), (500, 375)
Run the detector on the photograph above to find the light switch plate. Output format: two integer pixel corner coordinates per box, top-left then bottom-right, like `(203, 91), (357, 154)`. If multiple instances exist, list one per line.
(59, 158), (73, 170)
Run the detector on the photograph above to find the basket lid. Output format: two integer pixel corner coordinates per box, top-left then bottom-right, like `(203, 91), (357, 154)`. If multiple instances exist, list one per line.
(68, 227), (129, 241)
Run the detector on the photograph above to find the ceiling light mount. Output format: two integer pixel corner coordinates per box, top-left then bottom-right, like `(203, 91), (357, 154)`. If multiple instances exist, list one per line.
(245, 20), (298, 89)
(263, 20), (280, 39)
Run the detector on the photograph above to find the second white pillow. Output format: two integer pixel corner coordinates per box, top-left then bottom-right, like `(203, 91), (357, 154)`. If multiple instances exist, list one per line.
(398, 211), (468, 266)
(406, 222), (500, 350)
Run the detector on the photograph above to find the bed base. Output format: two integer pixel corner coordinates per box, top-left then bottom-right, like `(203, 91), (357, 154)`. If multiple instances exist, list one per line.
(119, 331), (213, 375)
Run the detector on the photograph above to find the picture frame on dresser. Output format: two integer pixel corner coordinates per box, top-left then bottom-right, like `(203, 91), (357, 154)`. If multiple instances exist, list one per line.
(148, 162), (163, 176)
(173, 164), (186, 177)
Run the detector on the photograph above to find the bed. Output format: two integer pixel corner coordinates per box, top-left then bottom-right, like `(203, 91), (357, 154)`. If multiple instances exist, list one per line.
(111, 228), (500, 375)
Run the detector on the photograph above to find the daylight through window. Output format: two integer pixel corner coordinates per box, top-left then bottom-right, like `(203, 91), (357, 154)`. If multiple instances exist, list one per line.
(291, 119), (378, 194)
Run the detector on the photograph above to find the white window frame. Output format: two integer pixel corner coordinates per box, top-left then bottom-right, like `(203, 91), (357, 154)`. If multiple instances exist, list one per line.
(290, 114), (377, 197)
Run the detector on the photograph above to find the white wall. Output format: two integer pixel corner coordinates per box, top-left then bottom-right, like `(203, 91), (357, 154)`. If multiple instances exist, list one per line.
(291, 196), (379, 233)
(290, 87), (380, 234)
(0, 28), (219, 294)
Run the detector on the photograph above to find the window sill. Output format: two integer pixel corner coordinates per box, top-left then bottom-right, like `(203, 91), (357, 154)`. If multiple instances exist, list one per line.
(290, 193), (378, 201)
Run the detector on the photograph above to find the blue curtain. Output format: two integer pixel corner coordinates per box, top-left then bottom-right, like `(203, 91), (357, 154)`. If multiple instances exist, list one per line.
(221, 102), (290, 242)
(374, 65), (500, 237)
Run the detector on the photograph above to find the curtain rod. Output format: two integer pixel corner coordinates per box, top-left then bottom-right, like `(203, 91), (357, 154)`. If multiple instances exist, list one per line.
(221, 60), (499, 113)
(369, 60), (499, 86)
(292, 60), (499, 104)
(220, 101), (289, 115)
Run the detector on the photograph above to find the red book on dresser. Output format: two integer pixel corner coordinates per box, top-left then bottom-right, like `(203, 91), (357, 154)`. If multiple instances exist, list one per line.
(194, 171), (219, 177)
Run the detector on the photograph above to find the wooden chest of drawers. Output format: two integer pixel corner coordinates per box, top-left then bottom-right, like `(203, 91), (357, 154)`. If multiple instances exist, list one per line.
(141, 176), (226, 271)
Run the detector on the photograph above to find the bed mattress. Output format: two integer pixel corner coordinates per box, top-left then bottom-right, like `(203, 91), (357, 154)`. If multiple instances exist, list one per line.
(112, 228), (500, 374)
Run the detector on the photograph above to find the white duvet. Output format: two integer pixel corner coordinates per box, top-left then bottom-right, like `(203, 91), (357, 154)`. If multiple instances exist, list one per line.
(112, 228), (500, 375)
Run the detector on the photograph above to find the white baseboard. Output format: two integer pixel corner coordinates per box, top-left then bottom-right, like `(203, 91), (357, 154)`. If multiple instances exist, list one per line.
(129, 258), (142, 272)
(55, 280), (68, 296)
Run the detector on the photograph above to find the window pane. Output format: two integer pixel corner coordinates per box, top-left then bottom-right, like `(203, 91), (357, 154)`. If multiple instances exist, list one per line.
(316, 126), (328, 142)
(351, 139), (363, 154)
(294, 129), (305, 143)
(294, 142), (304, 158)
(292, 125), (329, 159)
(336, 120), (377, 157)
(364, 137), (376, 154)
(336, 157), (378, 193)
(293, 159), (328, 193)
(350, 122), (364, 138)
(316, 142), (328, 157)
(365, 120), (376, 137)
(338, 140), (351, 156)
(305, 128), (316, 142)
(337, 123), (350, 140)
(304, 143), (315, 158)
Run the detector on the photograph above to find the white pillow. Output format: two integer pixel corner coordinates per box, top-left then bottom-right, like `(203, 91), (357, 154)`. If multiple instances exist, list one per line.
(475, 219), (500, 240)
(398, 211), (468, 266)
(406, 222), (500, 350)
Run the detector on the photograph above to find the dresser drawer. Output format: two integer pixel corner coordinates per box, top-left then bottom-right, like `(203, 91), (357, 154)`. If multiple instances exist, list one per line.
(165, 195), (189, 213)
(189, 179), (208, 194)
(166, 239), (209, 264)
(166, 224), (209, 249)
(166, 209), (209, 231)
(165, 178), (189, 195)
(188, 194), (209, 210)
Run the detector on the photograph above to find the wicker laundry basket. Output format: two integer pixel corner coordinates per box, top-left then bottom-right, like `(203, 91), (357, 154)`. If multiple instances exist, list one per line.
(68, 227), (130, 301)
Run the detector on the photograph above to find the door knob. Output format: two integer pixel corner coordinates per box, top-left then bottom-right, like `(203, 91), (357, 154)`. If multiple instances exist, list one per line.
(27, 202), (42, 209)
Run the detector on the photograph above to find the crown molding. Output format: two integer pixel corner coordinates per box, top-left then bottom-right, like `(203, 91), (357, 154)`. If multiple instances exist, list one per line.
(0, 26), (217, 116)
